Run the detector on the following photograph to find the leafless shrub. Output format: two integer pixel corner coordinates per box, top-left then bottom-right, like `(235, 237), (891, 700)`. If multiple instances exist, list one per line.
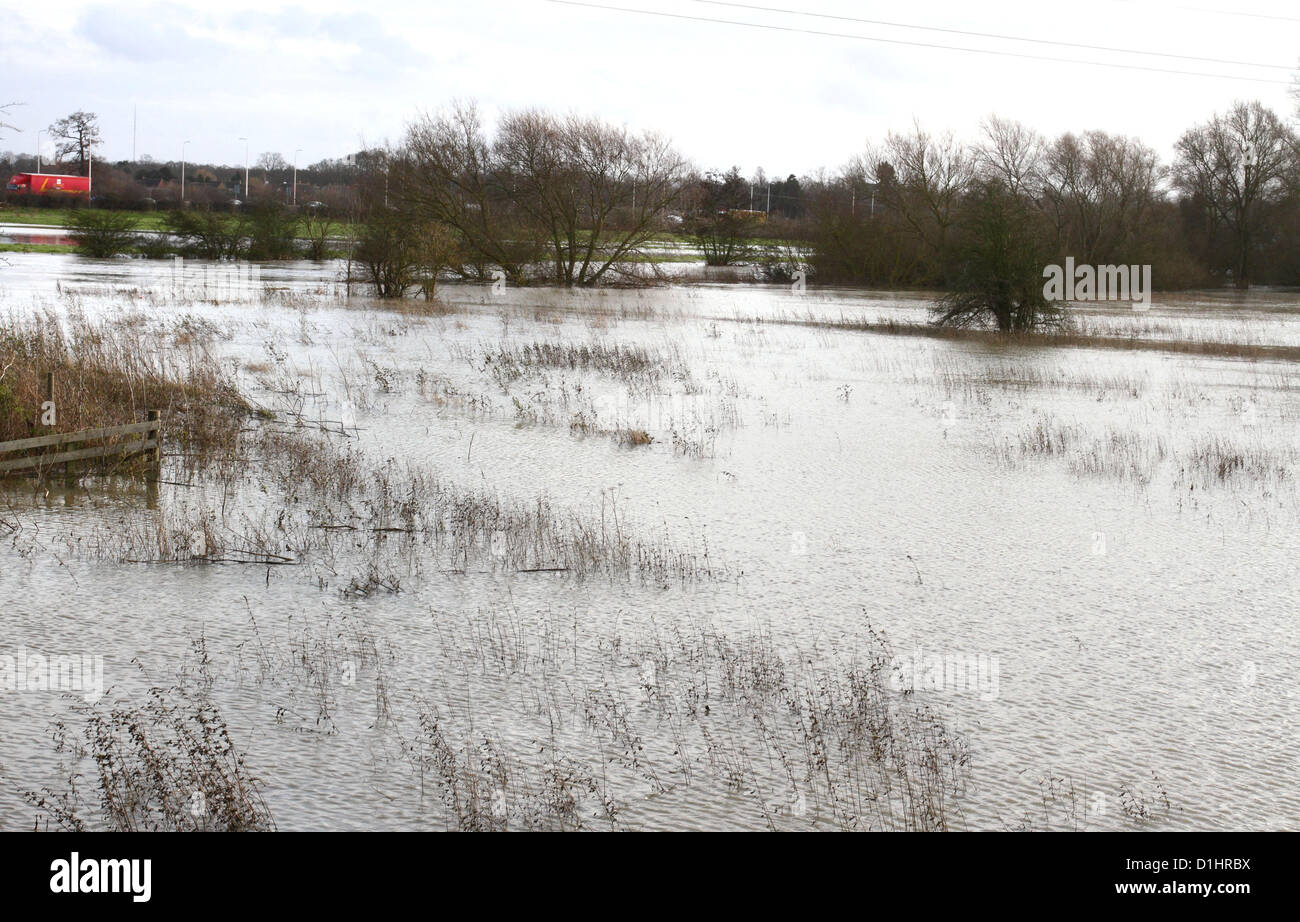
(25, 686), (274, 831)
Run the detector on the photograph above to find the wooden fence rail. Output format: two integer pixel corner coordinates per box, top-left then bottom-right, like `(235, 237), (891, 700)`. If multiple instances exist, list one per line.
(0, 411), (162, 475)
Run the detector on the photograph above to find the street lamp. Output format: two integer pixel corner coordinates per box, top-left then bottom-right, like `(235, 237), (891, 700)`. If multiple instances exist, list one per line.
(293, 148), (302, 207)
(36, 129), (45, 172)
(238, 137), (249, 203)
(181, 140), (190, 203)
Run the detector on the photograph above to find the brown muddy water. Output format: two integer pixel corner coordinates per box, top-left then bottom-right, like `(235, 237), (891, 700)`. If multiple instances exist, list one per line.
(1, 253), (1297, 830)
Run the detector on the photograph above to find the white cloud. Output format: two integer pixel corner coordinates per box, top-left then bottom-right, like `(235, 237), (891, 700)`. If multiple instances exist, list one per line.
(1, 0), (1296, 174)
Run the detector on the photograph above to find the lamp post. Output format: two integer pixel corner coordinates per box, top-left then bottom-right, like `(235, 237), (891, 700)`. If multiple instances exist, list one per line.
(36, 129), (45, 172)
(238, 136), (249, 204)
(293, 148), (302, 206)
(181, 140), (190, 203)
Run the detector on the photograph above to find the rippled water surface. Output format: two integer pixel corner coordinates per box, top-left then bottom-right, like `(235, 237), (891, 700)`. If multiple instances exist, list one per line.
(2, 253), (1297, 830)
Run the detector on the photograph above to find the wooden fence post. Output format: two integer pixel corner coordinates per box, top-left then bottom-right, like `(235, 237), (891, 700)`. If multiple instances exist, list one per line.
(147, 409), (162, 476)
(64, 436), (78, 486)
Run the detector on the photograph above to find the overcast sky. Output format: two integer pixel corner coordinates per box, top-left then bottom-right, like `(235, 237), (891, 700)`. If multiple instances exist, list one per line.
(3, 0), (1297, 177)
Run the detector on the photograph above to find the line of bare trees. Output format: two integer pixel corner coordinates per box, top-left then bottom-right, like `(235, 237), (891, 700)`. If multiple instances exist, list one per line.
(11, 97), (1300, 300)
(809, 100), (1300, 291)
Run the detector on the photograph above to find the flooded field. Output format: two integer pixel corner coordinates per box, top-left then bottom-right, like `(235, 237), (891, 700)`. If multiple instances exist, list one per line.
(1, 253), (1297, 831)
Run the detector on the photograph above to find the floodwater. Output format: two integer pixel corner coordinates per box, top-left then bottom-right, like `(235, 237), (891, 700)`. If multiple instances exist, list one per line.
(0, 222), (76, 247)
(1, 253), (1297, 830)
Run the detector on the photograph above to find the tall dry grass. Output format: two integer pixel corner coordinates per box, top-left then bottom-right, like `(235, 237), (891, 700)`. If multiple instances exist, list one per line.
(0, 310), (248, 463)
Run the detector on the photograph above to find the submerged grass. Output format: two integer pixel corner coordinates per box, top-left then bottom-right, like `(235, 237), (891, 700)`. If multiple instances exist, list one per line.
(0, 304), (724, 583)
(994, 413), (1296, 492)
(67, 421), (728, 584)
(203, 606), (972, 830)
(751, 313), (1300, 363)
(385, 615), (970, 830)
(470, 338), (694, 394)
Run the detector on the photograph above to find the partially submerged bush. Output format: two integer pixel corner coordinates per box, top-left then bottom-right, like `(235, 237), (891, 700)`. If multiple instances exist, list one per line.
(352, 209), (460, 299)
(245, 203), (300, 260)
(932, 180), (1065, 332)
(163, 208), (247, 260)
(690, 210), (760, 266)
(67, 209), (139, 258)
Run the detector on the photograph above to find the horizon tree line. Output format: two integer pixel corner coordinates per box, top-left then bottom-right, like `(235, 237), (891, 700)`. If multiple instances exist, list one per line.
(7, 98), (1300, 312)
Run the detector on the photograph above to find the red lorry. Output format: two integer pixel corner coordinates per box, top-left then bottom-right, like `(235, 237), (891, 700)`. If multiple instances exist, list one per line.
(5, 173), (91, 196)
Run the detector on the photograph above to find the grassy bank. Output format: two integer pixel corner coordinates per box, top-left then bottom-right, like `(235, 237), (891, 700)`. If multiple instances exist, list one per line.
(0, 205), (359, 240)
(0, 243), (71, 254)
(754, 314), (1300, 363)
(0, 206), (176, 232)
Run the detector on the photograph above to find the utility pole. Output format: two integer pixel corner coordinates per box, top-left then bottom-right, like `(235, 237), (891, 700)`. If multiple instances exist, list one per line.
(36, 129), (44, 172)
(293, 148), (302, 206)
(132, 106), (137, 162)
(238, 137), (249, 203)
(181, 140), (190, 203)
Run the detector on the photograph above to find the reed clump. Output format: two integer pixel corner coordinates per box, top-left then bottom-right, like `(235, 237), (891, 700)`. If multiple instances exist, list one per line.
(401, 712), (620, 831)
(477, 339), (692, 392)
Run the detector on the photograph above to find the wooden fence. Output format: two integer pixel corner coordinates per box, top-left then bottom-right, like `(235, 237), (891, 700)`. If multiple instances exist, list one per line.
(0, 410), (162, 476)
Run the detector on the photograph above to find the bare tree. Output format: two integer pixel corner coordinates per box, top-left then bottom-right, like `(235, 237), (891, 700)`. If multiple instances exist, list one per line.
(399, 102), (541, 283)
(349, 158), (460, 298)
(1174, 101), (1295, 286)
(688, 167), (759, 266)
(500, 110), (689, 284)
(300, 207), (336, 261)
(975, 116), (1043, 197)
(1042, 130), (1164, 265)
(49, 110), (102, 172)
(399, 102), (689, 286)
(257, 152), (289, 171)
(870, 122), (974, 281)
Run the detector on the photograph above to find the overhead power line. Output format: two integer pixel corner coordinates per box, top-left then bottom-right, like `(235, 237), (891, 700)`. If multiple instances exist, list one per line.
(694, 0), (1294, 71)
(541, 0), (1294, 85)
(1182, 5), (1300, 24)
